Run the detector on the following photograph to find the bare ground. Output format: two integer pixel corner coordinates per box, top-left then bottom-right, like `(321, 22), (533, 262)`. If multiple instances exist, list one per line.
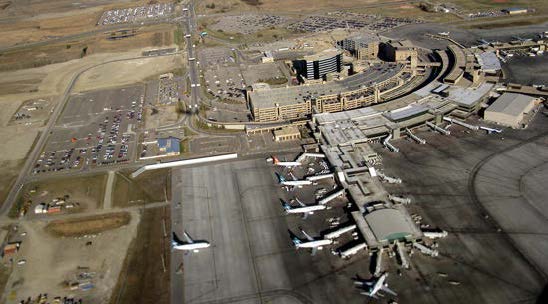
(45, 212), (131, 237)
(109, 206), (170, 304)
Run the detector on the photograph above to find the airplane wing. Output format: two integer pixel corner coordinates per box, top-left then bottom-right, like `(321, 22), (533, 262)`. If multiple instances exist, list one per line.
(301, 230), (314, 241)
(360, 292), (378, 299)
(381, 286), (397, 296)
(289, 172), (297, 181)
(183, 231), (194, 243)
(295, 197), (305, 207)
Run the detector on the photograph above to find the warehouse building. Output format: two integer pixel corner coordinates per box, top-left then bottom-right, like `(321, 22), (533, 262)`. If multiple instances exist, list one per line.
(484, 93), (538, 128)
(273, 126), (301, 142)
(293, 48), (342, 80)
(338, 33), (380, 60)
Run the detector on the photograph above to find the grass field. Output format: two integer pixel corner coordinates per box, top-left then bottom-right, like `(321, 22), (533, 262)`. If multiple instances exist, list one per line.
(0, 24), (175, 72)
(0, 159), (23, 209)
(451, 0), (548, 14)
(45, 212), (131, 237)
(109, 206), (170, 304)
(458, 15), (548, 29)
(112, 169), (171, 208)
(0, 0), (174, 47)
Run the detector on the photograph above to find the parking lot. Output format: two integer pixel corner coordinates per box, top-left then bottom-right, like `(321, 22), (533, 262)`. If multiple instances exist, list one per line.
(171, 157), (368, 304)
(204, 65), (246, 103)
(98, 3), (174, 26)
(199, 47), (236, 68)
(210, 14), (290, 35)
(34, 85), (145, 174)
(286, 13), (421, 33)
(157, 75), (182, 106)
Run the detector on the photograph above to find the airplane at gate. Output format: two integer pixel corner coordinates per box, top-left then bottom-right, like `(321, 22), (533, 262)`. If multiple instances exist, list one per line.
(282, 197), (327, 219)
(290, 229), (333, 256)
(277, 173), (312, 187)
(354, 273), (397, 299)
(271, 155), (301, 167)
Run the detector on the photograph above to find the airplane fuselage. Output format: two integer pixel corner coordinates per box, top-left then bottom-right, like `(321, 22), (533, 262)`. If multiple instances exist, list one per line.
(286, 204), (326, 214)
(281, 180), (312, 186)
(173, 242), (210, 251)
(296, 239), (333, 249)
(275, 161), (301, 167)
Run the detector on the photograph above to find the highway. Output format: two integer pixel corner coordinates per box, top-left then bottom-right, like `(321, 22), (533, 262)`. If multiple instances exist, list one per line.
(172, 1), (198, 303)
(182, 3), (200, 112)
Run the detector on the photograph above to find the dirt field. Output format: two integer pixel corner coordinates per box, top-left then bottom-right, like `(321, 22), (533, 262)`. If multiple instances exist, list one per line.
(12, 174), (107, 218)
(73, 54), (182, 92)
(0, 0), (174, 48)
(0, 24), (176, 72)
(110, 206), (170, 304)
(1, 211), (140, 304)
(198, 0), (402, 14)
(144, 105), (179, 130)
(112, 169), (171, 208)
(45, 212), (131, 237)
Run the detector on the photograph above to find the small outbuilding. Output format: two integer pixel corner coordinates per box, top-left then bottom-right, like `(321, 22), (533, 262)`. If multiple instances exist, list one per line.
(157, 137), (181, 156)
(273, 126), (301, 142)
(484, 93), (538, 128)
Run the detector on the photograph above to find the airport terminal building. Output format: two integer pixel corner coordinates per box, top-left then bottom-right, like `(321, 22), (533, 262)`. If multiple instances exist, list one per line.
(248, 63), (407, 122)
(293, 49), (343, 80)
(338, 34), (380, 60)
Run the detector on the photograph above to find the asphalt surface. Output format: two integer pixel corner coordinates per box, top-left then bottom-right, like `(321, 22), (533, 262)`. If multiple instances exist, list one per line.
(502, 54), (548, 85)
(171, 158), (374, 304)
(375, 115), (548, 303)
(182, 2), (199, 111)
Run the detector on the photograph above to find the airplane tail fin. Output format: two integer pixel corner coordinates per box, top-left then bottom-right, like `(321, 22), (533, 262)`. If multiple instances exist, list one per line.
(282, 201), (292, 211)
(272, 156), (280, 164)
(276, 172), (286, 183)
(172, 232), (183, 247)
(292, 237), (301, 246)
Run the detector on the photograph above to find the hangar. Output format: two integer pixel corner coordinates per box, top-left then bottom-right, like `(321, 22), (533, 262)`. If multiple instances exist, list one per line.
(484, 93), (538, 128)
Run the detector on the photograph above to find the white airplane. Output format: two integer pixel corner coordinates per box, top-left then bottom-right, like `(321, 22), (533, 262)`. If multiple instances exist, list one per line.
(277, 173), (312, 187)
(354, 273), (397, 299)
(290, 229), (333, 256)
(172, 231), (210, 252)
(271, 156), (301, 167)
(282, 197), (327, 219)
(438, 32), (450, 36)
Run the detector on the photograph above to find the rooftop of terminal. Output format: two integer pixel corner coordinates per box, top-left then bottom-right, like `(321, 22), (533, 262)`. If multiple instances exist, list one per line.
(248, 62), (404, 108)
